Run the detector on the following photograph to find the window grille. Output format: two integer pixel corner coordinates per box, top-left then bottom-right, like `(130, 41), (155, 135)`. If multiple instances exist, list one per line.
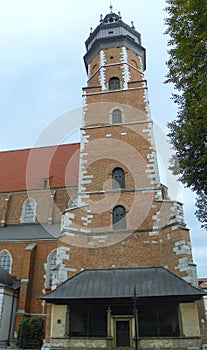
(21, 199), (36, 223)
(0, 250), (12, 273)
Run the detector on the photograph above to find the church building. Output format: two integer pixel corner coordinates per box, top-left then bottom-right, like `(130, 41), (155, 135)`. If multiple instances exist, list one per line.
(0, 7), (206, 350)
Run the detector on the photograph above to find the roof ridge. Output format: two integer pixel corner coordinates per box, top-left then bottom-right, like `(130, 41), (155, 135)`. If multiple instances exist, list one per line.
(83, 266), (163, 272)
(0, 142), (80, 154)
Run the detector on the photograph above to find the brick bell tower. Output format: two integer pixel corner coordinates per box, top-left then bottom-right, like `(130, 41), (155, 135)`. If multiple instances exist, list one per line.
(61, 8), (196, 284)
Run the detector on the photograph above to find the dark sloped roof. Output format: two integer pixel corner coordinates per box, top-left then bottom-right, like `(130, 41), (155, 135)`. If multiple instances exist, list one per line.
(42, 267), (206, 302)
(0, 223), (60, 241)
(0, 267), (20, 289)
(0, 267), (14, 287)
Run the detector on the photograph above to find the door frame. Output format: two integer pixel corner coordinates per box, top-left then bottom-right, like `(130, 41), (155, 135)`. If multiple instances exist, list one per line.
(113, 316), (133, 349)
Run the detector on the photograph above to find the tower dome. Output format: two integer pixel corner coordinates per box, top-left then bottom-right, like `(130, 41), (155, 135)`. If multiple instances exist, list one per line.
(101, 12), (121, 24)
(84, 9), (146, 72)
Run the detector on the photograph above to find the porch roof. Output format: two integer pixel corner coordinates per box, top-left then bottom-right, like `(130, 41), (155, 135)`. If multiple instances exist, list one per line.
(0, 223), (60, 241)
(42, 267), (206, 302)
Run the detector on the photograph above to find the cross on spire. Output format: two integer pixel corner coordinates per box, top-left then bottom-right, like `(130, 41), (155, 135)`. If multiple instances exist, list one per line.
(110, 3), (113, 13)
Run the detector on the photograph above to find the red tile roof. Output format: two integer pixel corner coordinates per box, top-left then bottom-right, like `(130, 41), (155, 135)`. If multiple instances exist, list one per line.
(0, 143), (80, 192)
(198, 278), (207, 290)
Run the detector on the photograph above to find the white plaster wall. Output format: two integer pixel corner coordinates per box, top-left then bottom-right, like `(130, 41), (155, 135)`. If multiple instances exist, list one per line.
(179, 302), (200, 337)
(51, 304), (67, 338)
(0, 287), (14, 344)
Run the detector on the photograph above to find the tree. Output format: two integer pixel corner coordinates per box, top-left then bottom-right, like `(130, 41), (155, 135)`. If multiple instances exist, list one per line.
(195, 191), (207, 228)
(17, 317), (44, 349)
(165, 0), (207, 228)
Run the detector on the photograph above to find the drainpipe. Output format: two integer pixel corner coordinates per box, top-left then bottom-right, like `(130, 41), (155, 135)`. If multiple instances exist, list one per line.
(133, 286), (139, 350)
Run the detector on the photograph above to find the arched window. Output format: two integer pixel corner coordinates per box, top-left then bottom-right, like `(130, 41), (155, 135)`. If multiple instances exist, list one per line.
(21, 198), (36, 223)
(109, 77), (120, 90)
(112, 168), (125, 188)
(112, 109), (122, 124)
(46, 250), (57, 287)
(113, 206), (126, 230)
(0, 250), (12, 273)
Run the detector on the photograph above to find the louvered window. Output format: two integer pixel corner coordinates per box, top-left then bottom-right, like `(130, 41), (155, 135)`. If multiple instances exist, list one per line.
(109, 77), (120, 90)
(112, 109), (122, 124)
(112, 168), (125, 188)
(113, 206), (126, 230)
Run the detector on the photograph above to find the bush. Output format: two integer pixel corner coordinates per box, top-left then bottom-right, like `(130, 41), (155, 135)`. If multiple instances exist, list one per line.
(17, 317), (44, 349)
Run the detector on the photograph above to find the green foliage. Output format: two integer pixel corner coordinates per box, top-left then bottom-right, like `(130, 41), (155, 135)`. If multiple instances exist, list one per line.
(195, 191), (207, 229)
(17, 317), (44, 349)
(165, 0), (207, 226)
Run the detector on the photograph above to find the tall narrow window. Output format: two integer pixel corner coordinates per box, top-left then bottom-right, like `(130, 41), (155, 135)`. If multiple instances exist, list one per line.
(46, 250), (57, 287)
(0, 250), (12, 273)
(112, 168), (125, 188)
(109, 77), (120, 90)
(112, 109), (122, 124)
(21, 198), (36, 223)
(113, 206), (126, 230)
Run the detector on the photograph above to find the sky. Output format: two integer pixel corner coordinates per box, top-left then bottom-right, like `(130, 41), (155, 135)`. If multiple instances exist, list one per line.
(0, 0), (206, 277)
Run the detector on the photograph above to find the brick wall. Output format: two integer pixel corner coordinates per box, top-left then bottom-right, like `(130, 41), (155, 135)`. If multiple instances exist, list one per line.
(0, 188), (72, 225)
(0, 240), (57, 332)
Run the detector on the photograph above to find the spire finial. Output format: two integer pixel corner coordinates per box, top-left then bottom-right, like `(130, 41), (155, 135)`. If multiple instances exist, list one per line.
(110, 3), (113, 13)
